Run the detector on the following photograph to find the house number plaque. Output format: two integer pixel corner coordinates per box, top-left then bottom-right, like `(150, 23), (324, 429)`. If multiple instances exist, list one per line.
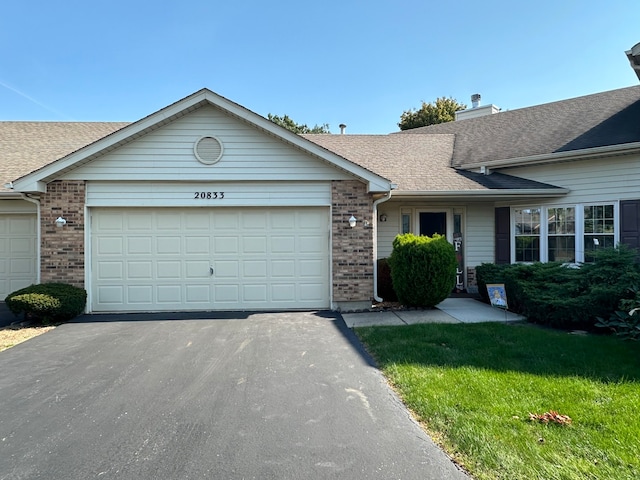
(194, 192), (225, 199)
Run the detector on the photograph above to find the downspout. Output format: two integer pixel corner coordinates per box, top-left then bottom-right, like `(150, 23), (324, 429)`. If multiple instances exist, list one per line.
(372, 186), (396, 302)
(20, 193), (41, 285)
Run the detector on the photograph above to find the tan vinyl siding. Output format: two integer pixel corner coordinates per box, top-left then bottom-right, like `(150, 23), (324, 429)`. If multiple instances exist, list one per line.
(86, 181), (332, 207)
(502, 153), (640, 205)
(376, 207), (400, 259)
(0, 199), (38, 214)
(61, 105), (353, 183)
(464, 203), (495, 267)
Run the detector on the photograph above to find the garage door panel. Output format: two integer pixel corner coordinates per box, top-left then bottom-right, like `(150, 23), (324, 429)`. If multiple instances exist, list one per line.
(97, 261), (123, 280)
(91, 207), (329, 311)
(97, 286), (124, 304)
(127, 237), (152, 254)
(157, 237), (181, 254)
(97, 237), (123, 255)
(127, 261), (152, 279)
(128, 286), (153, 304)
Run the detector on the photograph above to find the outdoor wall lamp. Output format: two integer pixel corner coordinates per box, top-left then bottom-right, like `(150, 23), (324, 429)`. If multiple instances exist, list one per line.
(348, 215), (357, 228)
(55, 217), (67, 228)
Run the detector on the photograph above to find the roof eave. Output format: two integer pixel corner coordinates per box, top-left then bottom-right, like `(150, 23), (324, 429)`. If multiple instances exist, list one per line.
(391, 188), (570, 200)
(461, 142), (640, 170)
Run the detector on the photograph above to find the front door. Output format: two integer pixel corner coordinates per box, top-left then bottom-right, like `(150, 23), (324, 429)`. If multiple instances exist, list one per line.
(419, 212), (447, 237)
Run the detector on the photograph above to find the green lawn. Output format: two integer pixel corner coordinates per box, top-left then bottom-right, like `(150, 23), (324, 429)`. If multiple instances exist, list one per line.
(355, 322), (640, 480)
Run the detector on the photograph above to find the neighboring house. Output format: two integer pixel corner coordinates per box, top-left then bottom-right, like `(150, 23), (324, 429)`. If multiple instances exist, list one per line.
(1, 46), (639, 313)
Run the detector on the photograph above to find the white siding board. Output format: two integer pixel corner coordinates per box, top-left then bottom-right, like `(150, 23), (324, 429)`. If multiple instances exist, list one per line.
(502, 154), (640, 205)
(0, 200), (38, 214)
(464, 204), (495, 267)
(86, 181), (332, 207)
(62, 106), (353, 183)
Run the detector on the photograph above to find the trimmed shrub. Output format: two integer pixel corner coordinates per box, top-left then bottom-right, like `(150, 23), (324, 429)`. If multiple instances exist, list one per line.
(388, 233), (457, 307)
(376, 258), (398, 302)
(6, 283), (87, 323)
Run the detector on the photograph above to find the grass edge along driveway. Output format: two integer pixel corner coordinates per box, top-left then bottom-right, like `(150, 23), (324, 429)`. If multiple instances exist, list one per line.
(355, 322), (640, 480)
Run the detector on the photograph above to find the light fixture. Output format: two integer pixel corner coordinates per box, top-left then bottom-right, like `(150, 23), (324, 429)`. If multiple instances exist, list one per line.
(55, 217), (67, 228)
(348, 215), (357, 228)
(379, 214), (387, 222)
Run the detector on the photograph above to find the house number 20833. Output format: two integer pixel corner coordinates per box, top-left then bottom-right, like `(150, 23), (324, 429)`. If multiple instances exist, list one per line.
(194, 192), (225, 199)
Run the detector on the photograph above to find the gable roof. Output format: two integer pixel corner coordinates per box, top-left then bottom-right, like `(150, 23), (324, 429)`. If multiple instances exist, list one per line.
(8, 89), (392, 194)
(303, 133), (566, 197)
(400, 85), (640, 168)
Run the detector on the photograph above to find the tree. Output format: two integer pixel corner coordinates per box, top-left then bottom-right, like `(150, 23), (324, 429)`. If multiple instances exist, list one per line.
(267, 113), (330, 134)
(398, 97), (466, 131)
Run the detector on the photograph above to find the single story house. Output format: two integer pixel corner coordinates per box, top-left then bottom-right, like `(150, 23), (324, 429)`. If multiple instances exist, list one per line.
(1, 45), (639, 313)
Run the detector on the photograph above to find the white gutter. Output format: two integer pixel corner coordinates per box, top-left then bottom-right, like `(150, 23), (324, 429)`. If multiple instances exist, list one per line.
(462, 142), (640, 170)
(372, 187), (396, 302)
(390, 188), (569, 198)
(20, 193), (41, 285)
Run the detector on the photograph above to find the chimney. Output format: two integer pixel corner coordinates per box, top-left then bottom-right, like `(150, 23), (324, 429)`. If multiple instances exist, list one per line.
(339, 124), (347, 134)
(455, 94), (500, 121)
(626, 42), (640, 81)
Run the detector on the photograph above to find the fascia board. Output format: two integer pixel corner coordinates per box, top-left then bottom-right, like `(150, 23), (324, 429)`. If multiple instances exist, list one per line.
(462, 142), (640, 170)
(391, 188), (570, 200)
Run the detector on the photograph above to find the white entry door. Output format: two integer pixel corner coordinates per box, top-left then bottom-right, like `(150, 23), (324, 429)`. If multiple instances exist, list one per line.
(90, 207), (330, 312)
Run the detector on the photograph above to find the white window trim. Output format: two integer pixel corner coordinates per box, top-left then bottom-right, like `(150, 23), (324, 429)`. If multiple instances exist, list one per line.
(511, 202), (619, 264)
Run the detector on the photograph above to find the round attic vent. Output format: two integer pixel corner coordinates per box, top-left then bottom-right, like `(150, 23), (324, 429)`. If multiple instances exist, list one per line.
(194, 136), (223, 165)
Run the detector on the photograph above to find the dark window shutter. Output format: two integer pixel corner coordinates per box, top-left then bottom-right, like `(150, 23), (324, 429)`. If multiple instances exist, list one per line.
(495, 207), (511, 264)
(620, 199), (640, 251)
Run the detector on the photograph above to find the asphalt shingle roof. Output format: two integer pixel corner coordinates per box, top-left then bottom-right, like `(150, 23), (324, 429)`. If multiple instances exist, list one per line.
(400, 85), (640, 167)
(0, 122), (129, 192)
(301, 134), (560, 192)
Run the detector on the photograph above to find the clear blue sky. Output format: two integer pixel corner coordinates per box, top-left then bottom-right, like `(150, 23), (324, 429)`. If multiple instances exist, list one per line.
(1, 0), (638, 133)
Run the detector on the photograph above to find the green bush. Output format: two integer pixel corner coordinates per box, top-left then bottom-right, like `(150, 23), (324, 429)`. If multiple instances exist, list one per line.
(376, 258), (398, 302)
(476, 246), (640, 329)
(5, 283), (87, 323)
(388, 233), (457, 307)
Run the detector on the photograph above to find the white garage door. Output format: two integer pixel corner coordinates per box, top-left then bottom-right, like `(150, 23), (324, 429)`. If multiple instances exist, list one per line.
(0, 215), (37, 300)
(91, 207), (330, 312)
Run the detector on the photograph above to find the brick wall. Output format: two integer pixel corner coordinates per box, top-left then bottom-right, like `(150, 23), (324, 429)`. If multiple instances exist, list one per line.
(332, 180), (374, 306)
(40, 180), (86, 287)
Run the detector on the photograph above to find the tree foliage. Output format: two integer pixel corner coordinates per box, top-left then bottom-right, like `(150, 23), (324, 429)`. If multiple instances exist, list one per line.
(398, 97), (467, 130)
(267, 113), (330, 134)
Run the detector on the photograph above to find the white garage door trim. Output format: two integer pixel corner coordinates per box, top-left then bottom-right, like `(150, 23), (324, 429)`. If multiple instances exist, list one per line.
(90, 207), (330, 312)
(0, 214), (38, 299)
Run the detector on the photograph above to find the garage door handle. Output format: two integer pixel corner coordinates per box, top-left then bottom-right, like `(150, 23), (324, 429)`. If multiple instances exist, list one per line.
(209, 266), (214, 276)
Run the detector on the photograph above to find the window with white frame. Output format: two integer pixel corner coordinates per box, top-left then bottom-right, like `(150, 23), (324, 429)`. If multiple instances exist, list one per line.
(547, 207), (575, 262)
(514, 208), (541, 262)
(584, 204), (615, 262)
(513, 203), (616, 263)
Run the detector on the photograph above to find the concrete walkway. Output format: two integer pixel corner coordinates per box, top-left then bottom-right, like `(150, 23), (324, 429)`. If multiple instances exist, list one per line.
(342, 297), (525, 328)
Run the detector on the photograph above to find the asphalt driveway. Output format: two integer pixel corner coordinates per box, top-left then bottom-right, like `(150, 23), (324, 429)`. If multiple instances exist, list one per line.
(0, 311), (468, 479)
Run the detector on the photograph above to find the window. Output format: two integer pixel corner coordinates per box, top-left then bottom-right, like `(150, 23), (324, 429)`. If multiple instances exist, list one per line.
(401, 213), (411, 234)
(512, 203), (616, 264)
(514, 208), (541, 262)
(547, 207), (575, 262)
(584, 204), (615, 262)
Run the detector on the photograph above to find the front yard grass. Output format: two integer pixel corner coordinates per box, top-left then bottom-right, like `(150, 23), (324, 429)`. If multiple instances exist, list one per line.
(356, 322), (640, 480)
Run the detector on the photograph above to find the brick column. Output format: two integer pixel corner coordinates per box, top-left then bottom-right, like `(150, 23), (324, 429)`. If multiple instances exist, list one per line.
(40, 180), (86, 287)
(332, 180), (374, 310)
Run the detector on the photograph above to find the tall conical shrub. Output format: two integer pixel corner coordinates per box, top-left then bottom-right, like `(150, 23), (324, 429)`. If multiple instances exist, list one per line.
(388, 233), (457, 307)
